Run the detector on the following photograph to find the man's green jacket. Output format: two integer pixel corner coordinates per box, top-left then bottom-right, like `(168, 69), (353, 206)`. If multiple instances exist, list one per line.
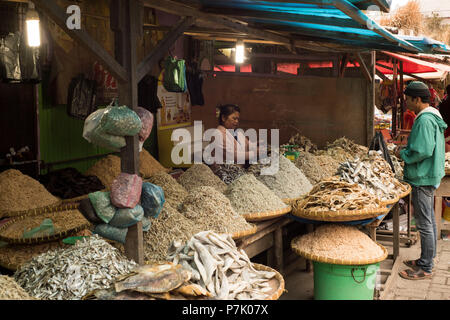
(400, 107), (447, 186)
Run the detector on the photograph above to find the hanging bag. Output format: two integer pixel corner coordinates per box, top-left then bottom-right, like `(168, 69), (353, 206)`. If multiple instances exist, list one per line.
(163, 56), (187, 92)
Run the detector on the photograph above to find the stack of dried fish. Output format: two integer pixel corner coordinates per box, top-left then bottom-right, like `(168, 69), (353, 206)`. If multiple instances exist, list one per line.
(445, 152), (450, 173)
(294, 151), (327, 185)
(143, 203), (203, 263)
(225, 174), (288, 215)
(210, 164), (246, 185)
(336, 152), (408, 202)
(314, 154), (340, 178)
(314, 147), (354, 163)
(145, 171), (188, 208)
(287, 133), (318, 152)
(0, 275), (35, 300)
(84, 262), (211, 300)
(387, 143), (404, 179)
(178, 164), (227, 193)
(14, 235), (137, 300)
(179, 186), (255, 236)
(294, 178), (382, 212)
(249, 155), (312, 200)
(325, 137), (368, 159)
(167, 231), (277, 300)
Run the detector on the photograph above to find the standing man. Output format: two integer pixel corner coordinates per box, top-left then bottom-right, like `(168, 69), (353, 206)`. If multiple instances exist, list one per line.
(395, 81), (447, 280)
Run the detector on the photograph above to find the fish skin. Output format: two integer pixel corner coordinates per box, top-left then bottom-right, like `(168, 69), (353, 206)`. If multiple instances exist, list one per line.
(173, 282), (212, 297)
(193, 250), (210, 288)
(192, 240), (218, 286)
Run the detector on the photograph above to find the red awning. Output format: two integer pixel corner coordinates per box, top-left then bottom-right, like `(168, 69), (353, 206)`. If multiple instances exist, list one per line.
(378, 51), (450, 75)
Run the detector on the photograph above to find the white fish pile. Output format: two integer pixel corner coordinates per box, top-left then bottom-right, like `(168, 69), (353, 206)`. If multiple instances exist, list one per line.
(167, 231), (276, 300)
(337, 152), (402, 202)
(445, 153), (450, 172)
(14, 235), (137, 300)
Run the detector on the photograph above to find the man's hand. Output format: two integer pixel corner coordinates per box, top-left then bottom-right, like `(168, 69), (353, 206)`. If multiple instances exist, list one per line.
(394, 145), (404, 158)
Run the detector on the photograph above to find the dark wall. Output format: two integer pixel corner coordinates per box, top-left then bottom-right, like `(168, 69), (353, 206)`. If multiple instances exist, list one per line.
(192, 74), (371, 148)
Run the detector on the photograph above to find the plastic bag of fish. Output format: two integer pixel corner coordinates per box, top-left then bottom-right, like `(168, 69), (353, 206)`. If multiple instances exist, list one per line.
(166, 231), (278, 300)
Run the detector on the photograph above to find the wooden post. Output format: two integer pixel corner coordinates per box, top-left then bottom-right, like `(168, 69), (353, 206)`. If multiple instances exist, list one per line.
(399, 61), (404, 130)
(366, 51), (375, 147)
(392, 59), (398, 138)
(393, 202), (400, 260)
(111, 0), (143, 264)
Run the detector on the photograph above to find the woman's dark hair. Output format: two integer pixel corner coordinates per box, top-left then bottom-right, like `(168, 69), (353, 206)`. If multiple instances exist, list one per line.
(217, 104), (240, 125)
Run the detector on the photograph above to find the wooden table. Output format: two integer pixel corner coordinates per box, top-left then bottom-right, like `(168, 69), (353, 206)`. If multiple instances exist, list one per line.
(235, 217), (292, 275)
(434, 174), (450, 239)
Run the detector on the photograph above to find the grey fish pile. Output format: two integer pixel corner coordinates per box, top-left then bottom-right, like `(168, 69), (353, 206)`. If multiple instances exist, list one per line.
(167, 231), (276, 300)
(337, 155), (399, 202)
(14, 235), (137, 300)
(211, 164), (246, 185)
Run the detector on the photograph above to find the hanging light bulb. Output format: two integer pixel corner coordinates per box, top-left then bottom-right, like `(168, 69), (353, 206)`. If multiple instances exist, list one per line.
(26, 2), (40, 47)
(235, 39), (245, 64)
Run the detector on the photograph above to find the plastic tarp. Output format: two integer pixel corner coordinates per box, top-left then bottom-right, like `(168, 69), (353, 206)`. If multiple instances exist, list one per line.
(377, 51), (450, 75)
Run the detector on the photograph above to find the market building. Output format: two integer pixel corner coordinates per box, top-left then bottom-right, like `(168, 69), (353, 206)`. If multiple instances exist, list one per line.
(0, 0), (449, 302)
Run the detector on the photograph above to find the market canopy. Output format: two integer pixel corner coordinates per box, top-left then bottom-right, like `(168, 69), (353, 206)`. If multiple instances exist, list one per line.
(144, 0), (443, 54)
(377, 51), (450, 75)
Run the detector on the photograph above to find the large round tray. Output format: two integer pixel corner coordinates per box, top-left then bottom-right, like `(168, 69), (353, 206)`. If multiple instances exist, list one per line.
(253, 263), (285, 300)
(380, 195), (400, 207)
(0, 208), (90, 245)
(231, 225), (257, 240)
(282, 197), (303, 206)
(397, 183), (411, 199)
(291, 205), (390, 222)
(291, 239), (388, 266)
(242, 206), (292, 222)
(0, 200), (64, 219)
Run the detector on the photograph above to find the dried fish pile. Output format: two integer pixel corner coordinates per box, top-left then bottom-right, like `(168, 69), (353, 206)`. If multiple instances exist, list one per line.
(14, 235), (137, 300)
(210, 164), (246, 185)
(386, 143), (404, 179)
(178, 164), (227, 193)
(225, 174), (288, 215)
(446, 153), (450, 172)
(0, 169), (60, 214)
(179, 186), (255, 235)
(287, 133), (318, 152)
(294, 178), (382, 212)
(143, 203), (203, 263)
(294, 151), (327, 185)
(337, 152), (408, 201)
(85, 155), (121, 189)
(314, 154), (340, 178)
(167, 231), (277, 300)
(0, 275), (35, 300)
(140, 149), (170, 178)
(292, 224), (385, 261)
(250, 155), (313, 199)
(145, 171), (188, 208)
(315, 147), (355, 163)
(325, 137), (368, 159)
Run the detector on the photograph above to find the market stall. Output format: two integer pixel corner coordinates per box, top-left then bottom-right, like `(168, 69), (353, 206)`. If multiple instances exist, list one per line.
(1, 0), (450, 302)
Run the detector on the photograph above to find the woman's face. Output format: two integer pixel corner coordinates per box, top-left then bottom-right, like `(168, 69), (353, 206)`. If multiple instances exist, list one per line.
(222, 111), (240, 130)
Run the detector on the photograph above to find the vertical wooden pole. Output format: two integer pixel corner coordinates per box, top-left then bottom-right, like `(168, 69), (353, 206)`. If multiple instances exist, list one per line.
(111, 0), (144, 264)
(392, 59), (398, 138)
(399, 61), (404, 130)
(393, 203), (400, 260)
(366, 51), (376, 147)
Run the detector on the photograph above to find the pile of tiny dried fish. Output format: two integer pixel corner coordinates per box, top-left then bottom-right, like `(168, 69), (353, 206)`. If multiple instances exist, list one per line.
(387, 143), (404, 179)
(294, 177), (382, 212)
(325, 137), (368, 159)
(210, 164), (246, 185)
(179, 186), (255, 235)
(315, 147), (355, 163)
(225, 174), (288, 215)
(314, 154), (340, 178)
(0, 275), (35, 300)
(286, 133), (318, 152)
(143, 203), (203, 263)
(167, 231), (277, 300)
(145, 171), (188, 209)
(294, 151), (327, 185)
(445, 152), (450, 172)
(13, 235), (137, 300)
(178, 164), (227, 193)
(337, 151), (408, 201)
(250, 155), (312, 200)
(292, 224), (385, 262)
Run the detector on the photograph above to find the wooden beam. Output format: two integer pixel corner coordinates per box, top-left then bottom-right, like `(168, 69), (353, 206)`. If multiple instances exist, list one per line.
(137, 16), (195, 82)
(376, 69), (389, 81)
(367, 51), (376, 146)
(33, 0), (128, 83)
(332, 0), (420, 53)
(339, 53), (349, 77)
(141, 0), (292, 46)
(247, 0), (391, 12)
(355, 52), (373, 83)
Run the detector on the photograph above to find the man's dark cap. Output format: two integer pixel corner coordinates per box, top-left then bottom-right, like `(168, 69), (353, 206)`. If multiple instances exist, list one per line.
(404, 81), (430, 98)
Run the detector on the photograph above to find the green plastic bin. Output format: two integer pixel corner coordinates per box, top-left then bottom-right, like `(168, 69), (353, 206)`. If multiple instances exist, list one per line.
(313, 261), (380, 300)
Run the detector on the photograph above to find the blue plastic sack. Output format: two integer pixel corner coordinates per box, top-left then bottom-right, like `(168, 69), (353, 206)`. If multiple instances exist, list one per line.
(94, 223), (128, 244)
(109, 205), (144, 228)
(88, 191), (117, 224)
(141, 217), (152, 232)
(141, 182), (165, 218)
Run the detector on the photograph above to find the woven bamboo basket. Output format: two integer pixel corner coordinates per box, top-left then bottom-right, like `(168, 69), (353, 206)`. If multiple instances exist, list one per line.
(380, 195), (400, 207)
(0, 208), (91, 245)
(397, 183), (412, 199)
(291, 205), (390, 222)
(0, 200), (65, 219)
(282, 197), (303, 206)
(242, 205), (292, 222)
(252, 263), (285, 300)
(231, 225), (257, 240)
(291, 240), (388, 266)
